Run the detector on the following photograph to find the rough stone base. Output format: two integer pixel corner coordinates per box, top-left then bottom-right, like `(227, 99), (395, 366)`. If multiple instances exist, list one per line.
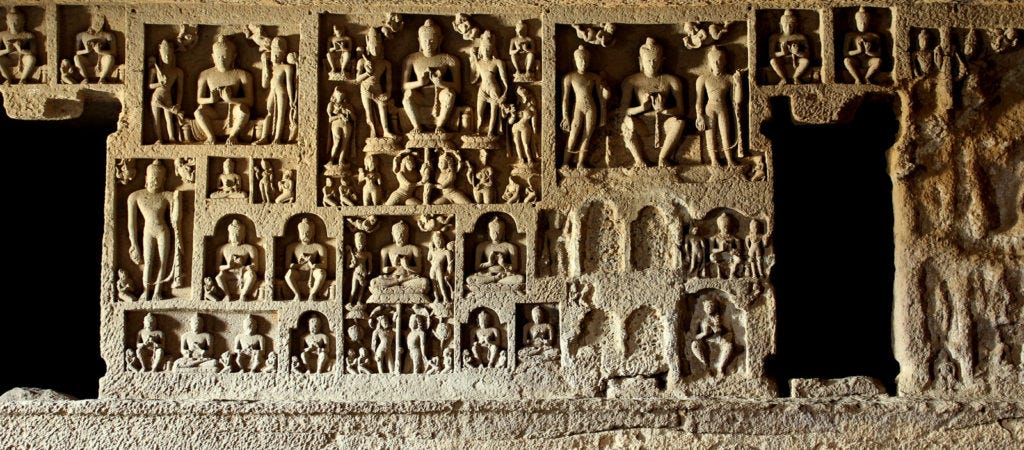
(1, 398), (1021, 448)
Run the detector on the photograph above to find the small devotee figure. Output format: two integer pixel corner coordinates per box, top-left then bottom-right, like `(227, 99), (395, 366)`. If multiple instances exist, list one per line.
(469, 163), (495, 204)
(275, 171), (295, 204)
(347, 231), (372, 304)
(768, 10), (812, 85)
(147, 40), (184, 143)
(842, 7), (883, 84)
(426, 231), (454, 303)
(73, 10), (117, 83)
(541, 210), (571, 277)
(358, 155), (383, 206)
(691, 298), (734, 378)
(326, 24), (353, 77)
(301, 316), (330, 373)
(560, 45), (608, 169)
(744, 220), (767, 278)
(509, 86), (538, 164)
(371, 314), (395, 373)
(509, 20), (536, 81)
(911, 29), (942, 78)
(284, 218), (328, 301)
(254, 159), (275, 204)
(327, 87), (355, 164)
(683, 226), (706, 276)
(322, 178), (341, 207)
(215, 219), (259, 301)
(406, 315), (428, 373)
(135, 313), (165, 372)
(355, 28), (395, 138)
(254, 37), (297, 145)
(116, 268), (137, 302)
(435, 151), (471, 205)
(695, 46), (743, 167)
(384, 151), (420, 206)
(195, 36), (254, 144)
(469, 31), (509, 136)
(0, 8), (38, 84)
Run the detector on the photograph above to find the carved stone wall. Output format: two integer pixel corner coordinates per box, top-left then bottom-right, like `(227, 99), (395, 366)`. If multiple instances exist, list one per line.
(0, 0), (1022, 446)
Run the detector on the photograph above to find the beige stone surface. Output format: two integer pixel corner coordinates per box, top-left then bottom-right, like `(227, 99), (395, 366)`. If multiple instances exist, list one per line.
(0, 0), (1021, 446)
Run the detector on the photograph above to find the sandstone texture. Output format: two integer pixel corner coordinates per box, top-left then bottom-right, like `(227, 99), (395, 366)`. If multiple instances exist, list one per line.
(0, 0), (1021, 447)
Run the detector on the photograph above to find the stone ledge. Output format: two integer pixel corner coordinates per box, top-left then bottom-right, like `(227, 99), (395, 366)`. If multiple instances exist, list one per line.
(1, 398), (1021, 448)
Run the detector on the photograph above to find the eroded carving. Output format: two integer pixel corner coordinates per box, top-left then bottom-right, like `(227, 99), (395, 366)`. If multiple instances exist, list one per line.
(0, 7), (38, 84)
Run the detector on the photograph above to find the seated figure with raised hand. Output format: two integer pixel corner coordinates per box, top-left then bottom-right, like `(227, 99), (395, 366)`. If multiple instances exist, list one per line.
(619, 38), (686, 167)
(691, 297), (735, 378)
(709, 213), (741, 279)
(401, 19), (461, 133)
(194, 35), (254, 145)
(173, 313), (220, 372)
(72, 10), (117, 84)
(0, 8), (38, 84)
(520, 306), (559, 360)
(215, 219), (259, 301)
(369, 221), (429, 298)
(135, 313), (165, 372)
(768, 9), (812, 85)
(468, 311), (503, 368)
(210, 159), (247, 199)
(842, 7), (883, 84)
(284, 218), (328, 301)
(301, 316), (330, 373)
(466, 217), (524, 292)
(232, 314), (267, 372)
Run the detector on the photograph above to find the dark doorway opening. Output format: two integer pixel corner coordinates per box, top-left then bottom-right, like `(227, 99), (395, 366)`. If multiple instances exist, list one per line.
(0, 102), (114, 399)
(764, 94), (901, 395)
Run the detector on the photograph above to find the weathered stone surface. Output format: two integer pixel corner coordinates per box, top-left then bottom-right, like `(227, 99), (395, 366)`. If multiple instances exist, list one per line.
(1, 398), (1023, 448)
(790, 376), (887, 398)
(0, 388), (77, 402)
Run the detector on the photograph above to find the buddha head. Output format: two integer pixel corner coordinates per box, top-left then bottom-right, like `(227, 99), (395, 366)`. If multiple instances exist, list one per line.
(855, 7), (870, 33)
(531, 306), (545, 324)
(144, 160), (166, 193)
(6, 8), (25, 33)
(638, 37), (663, 77)
(780, 9), (798, 35)
(573, 45), (589, 73)
(88, 10), (107, 33)
(270, 36), (287, 63)
(391, 221), (410, 246)
(227, 219), (245, 244)
(212, 35), (237, 71)
(308, 316), (322, 334)
(354, 231), (367, 251)
(143, 313), (157, 330)
(487, 216), (506, 242)
(297, 218), (316, 244)
(158, 39), (175, 65)
(515, 20), (527, 36)
(242, 314), (256, 334)
(189, 313), (204, 333)
(716, 213), (733, 235)
(418, 19), (442, 56)
(707, 45), (726, 75)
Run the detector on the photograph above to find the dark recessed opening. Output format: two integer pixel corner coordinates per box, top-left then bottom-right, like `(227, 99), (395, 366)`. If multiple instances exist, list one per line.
(0, 101), (114, 399)
(764, 94), (901, 396)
